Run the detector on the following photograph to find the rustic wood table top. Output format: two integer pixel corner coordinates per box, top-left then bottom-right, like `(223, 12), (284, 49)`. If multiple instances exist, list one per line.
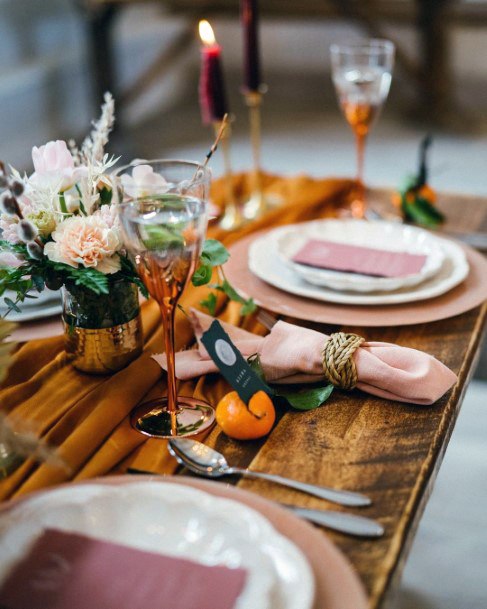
(196, 188), (487, 608)
(1, 181), (485, 609)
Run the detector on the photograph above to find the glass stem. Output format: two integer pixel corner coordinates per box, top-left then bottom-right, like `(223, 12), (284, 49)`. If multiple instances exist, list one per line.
(354, 131), (367, 219)
(160, 302), (178, 436)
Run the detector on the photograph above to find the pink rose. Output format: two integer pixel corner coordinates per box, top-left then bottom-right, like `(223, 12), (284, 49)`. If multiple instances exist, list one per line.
(44, 215), (121, 274)
(30, 140), (86, 191)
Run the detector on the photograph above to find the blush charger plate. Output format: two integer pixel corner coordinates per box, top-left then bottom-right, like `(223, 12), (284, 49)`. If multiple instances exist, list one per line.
(225, 230), (487, 327)
(0, 476), (367, 609)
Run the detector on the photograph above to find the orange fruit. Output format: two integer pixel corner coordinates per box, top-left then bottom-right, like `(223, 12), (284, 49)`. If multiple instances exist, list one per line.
(418, 184), (437, 203)
(216, 390), (276, 440)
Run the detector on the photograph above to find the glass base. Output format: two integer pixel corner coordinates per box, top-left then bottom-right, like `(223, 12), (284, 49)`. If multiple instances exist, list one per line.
(219, 203), (244, 231)
(130, 397), (215, 438)
(243, 191), (283, 220)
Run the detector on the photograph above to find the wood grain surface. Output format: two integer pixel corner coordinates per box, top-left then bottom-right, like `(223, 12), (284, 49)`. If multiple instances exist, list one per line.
(197, 189), (487, 608)
(1, 182), (485, 609)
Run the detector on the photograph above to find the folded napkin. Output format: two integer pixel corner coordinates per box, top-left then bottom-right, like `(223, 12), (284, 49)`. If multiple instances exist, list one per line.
(154, 310), (457, 405)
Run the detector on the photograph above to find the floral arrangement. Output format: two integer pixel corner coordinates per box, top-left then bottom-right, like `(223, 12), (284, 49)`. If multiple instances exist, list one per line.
(0, 94), (254, 318)
(0, 93), (141, 315)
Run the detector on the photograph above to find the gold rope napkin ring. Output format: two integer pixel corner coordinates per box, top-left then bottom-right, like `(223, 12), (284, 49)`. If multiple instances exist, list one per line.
(322, 332), (365, 390)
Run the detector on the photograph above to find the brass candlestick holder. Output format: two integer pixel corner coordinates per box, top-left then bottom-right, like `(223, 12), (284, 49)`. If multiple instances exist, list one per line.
(242, 88), (273, 220)
(214, 118), (244, 231)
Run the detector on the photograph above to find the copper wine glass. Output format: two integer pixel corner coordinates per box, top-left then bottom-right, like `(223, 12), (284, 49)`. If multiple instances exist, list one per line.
(115, 160), (215, 438)
(330, 39), (395, 218)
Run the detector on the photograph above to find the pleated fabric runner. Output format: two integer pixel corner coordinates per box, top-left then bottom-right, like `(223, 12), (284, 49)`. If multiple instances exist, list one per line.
(0, 174), (356, 501)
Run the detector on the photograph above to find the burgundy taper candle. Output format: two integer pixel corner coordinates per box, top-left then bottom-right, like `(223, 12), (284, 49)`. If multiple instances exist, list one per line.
(199, 20), (229, 124)
(241, 0), (261, 92)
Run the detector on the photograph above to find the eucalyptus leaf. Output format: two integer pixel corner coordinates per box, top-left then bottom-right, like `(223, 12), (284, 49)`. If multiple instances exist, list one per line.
(3, 297), (21, 313)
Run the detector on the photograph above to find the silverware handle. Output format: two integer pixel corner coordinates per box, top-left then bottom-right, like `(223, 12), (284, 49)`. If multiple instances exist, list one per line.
(229, 467), (371, 507)
(287, 505), (384, 538)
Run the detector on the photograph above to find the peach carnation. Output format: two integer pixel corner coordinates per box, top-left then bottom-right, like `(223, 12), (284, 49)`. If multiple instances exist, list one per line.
(44, 215), (121, 274)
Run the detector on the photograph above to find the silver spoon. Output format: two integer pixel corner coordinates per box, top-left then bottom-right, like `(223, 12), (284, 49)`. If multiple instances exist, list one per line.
(168, 438), (371, 508)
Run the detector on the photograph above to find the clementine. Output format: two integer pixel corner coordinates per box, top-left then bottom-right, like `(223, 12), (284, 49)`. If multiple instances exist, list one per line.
(215, 390), (276, 440)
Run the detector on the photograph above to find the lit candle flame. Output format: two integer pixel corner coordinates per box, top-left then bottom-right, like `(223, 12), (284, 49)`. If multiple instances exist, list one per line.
(199, 20), (216, 46)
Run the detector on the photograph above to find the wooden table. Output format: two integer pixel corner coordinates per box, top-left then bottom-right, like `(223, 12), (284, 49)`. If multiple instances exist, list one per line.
(182, 188), (487, 608)
(1, 181), (486, 608)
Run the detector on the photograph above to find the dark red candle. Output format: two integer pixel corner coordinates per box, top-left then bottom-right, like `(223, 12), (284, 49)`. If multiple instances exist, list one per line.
(199, 20), (229, 124)
(241, 0), (261, 92)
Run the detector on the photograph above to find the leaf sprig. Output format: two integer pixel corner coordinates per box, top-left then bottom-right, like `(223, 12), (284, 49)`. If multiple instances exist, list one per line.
(192, 239), (256, 316)
(248, 353), (334, 411)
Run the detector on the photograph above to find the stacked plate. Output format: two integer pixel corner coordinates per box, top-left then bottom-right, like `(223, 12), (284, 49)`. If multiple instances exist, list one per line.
(0, 288), (62, 322)
(249, 219), (469, 306)
(0, 478), (367, 609)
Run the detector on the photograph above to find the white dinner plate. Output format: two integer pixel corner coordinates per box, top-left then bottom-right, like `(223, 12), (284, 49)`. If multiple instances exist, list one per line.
(249, 229), (469, 306)
(0, 289), (62, 322)
(0, 481), (314, 609)
(276, 220), (445, 293)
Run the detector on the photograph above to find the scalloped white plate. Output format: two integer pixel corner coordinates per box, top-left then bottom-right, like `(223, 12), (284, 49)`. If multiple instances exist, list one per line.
(277, 220), (445, 293)
(0, 481), (314, 609)
(249, 228), (468, 306)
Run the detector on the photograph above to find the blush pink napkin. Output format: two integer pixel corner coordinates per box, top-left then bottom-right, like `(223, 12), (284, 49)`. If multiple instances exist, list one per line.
(154, 310), (457, 405)
(0, 528), (247, 609)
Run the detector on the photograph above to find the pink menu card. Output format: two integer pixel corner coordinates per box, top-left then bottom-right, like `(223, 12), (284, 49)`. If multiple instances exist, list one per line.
(0, 528), (247, 609)
(292, 239), (427, 278)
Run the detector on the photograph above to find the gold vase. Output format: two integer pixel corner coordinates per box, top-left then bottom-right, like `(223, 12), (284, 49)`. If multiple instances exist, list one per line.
(62, 280), (143, 375)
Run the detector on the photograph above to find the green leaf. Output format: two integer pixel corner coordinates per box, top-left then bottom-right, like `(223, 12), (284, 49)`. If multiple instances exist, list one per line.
(240, 298), (257, 315)
(200, 292), (217, 316)
(71, 268), (109, 295)
(192, 265), (213, 286)
(219, 279), (245, 304)
(142, 226), (184, 250)
(31, 275), (45, 292)
(200, 239), (229, 267)
(247, 353), (266, 381)
(277, 383), (334, 411)
(4, 297), (21, 313)
(403, 198), (444, 228)
(99, 187), (112, 207)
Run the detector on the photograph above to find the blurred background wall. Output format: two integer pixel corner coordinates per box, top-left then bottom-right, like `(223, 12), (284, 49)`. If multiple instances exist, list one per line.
(1, 0), (487, 170)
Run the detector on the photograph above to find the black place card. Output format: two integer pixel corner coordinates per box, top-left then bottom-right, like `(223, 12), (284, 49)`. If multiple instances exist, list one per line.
(200, 320), (271, 404)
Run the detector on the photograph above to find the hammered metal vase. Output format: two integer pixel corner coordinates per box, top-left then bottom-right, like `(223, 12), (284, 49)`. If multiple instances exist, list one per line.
(62, 280), (143, 375)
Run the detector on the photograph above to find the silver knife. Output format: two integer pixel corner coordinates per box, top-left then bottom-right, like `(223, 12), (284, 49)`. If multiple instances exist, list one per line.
(441, 231), (487, 250)
(283, 504), (384, 538)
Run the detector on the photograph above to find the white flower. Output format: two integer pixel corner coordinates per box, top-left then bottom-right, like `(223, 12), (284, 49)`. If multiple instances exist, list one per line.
(94, 204), (119, 231)
(44, 215), (121, 274)
(30, 140), (87, 192)
(120, 164), (170, 198)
